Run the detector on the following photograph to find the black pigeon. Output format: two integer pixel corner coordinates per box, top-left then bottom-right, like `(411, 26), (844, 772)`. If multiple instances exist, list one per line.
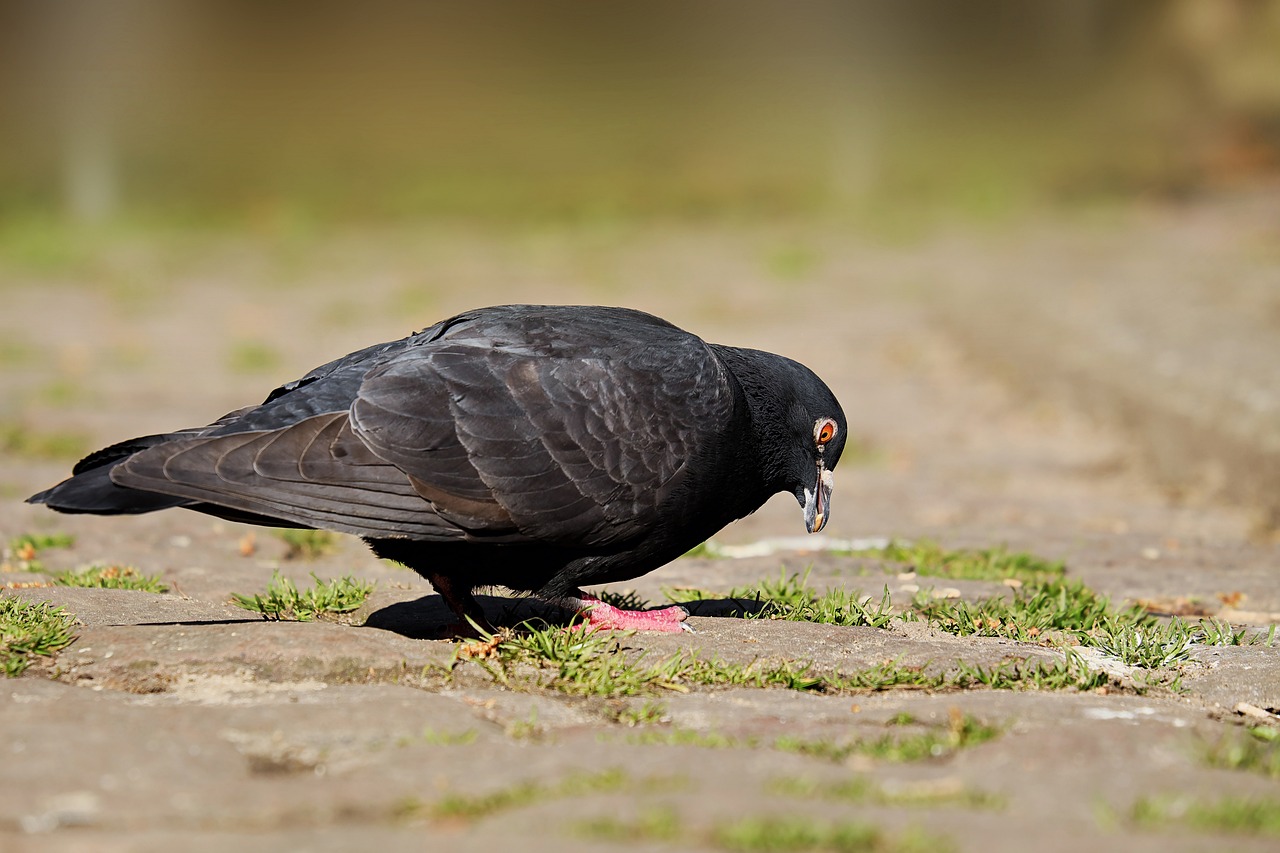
(29, 305), (846, 633)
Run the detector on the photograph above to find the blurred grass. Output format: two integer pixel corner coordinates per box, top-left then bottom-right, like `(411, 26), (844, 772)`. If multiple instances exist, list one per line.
(0, 3), (1277, 261)
(227, 341), (283, 375)
(0, 422), (90, 461)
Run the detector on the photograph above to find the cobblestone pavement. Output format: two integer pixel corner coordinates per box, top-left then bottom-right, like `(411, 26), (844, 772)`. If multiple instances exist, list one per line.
(2, 195), (1277, 851)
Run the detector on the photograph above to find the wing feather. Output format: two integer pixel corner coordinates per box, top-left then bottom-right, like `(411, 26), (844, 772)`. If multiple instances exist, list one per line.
(352, 325), (735, 546)
(112, 413), (461, 539)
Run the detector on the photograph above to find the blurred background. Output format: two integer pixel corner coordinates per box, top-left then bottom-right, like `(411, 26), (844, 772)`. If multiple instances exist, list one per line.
(1, 0), (1279, 534)
(2, 0), (1279, 230)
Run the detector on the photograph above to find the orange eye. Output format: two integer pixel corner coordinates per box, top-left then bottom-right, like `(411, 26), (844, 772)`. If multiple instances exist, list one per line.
(816, 419), (837, 445)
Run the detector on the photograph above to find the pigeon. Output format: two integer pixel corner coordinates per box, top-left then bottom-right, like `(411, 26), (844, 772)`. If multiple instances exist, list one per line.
(29, 305), (846, 634)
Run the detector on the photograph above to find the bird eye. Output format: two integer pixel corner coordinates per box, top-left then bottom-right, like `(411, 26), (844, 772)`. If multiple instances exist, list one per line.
(815, 418), (837, 445)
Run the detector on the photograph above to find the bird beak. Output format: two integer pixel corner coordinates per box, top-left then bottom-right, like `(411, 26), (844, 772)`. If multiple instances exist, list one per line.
(803, 463), (834, 534)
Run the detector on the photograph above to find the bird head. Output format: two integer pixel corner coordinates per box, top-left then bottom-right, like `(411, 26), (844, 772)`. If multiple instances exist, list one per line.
(772, 362), (846, 534)
(711, 345), (846, 534)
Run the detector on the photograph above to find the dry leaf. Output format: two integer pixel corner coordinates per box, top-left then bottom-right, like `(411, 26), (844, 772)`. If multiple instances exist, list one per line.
(458, 635), (502, 660)
(1217, 590), (1246, 608)
(1136, 597), (1212, 617)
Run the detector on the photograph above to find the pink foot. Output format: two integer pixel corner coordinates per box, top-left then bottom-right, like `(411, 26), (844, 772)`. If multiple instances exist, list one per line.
(575, 593), (692, 634)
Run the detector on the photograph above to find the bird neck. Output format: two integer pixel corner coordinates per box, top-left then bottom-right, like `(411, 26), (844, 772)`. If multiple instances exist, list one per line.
(709, 344), (799, 495)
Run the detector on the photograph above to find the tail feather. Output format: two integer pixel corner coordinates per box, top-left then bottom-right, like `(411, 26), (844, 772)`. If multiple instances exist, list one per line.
(28, 463), (192, 515)
(29, 429), (309, 529)
(28, 432), (194, 515)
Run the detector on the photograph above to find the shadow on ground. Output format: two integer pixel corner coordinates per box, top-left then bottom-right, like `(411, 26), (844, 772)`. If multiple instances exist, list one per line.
(361, 591), (769, 639)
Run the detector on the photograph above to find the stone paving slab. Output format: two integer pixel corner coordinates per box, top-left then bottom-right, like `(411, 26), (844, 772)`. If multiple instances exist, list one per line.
(931, 191), (1280, 529)
(3, 214), (1280, 851)
(5, 571), (1279, 851)
(6, 672), (1278, 853)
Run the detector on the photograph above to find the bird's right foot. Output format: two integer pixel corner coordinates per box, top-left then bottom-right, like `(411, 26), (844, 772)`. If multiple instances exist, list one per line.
(571, 593), (692, 634)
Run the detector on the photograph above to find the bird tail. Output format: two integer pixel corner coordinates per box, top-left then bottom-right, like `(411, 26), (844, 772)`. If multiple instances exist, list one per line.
(26, 434), (193, 515)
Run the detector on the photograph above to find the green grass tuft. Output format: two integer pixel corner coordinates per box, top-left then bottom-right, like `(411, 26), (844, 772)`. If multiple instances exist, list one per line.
(418, 727), (479, 747)
(952, 650), (1109, 691)
(578, 810), (949, 852)
(9, 533), (76, 552)
(1204, 726), (1280, 779)
(454, 619), (1108, 699)
(625, 728), (749, 749)
(231, 570), (373, 621)
(618, 713), (1001, 763)
(505, 707), (543, 740)
(1, 595), (77, 676)
(1195, 618), (1276, 648)
(1133, 794), (1280, 837)
(772, 775), (1004, 810)
(713, 816), (945, 852)
(909, 563), (1272, 671)
(3, 532), (76, 574)
(1088, 615), (1203, 669)
(668, 570), (895, 629)
(52, 564), (168, 593)
(738, 572), (895, 629)
(488, 620), (914, 696)
(775, 710), (1000, 764)
(714, 817), (882, 852)
(678, 552), (1242, 679)
(615, 700), (667, 727)
(575, 808), (682, 844)
(911, 578), (1120, 642)
(874, 539), (1066, 584)
(423, 768), (670, 823)
(464, 619), (866, 697)
(273, 528), (341, 560)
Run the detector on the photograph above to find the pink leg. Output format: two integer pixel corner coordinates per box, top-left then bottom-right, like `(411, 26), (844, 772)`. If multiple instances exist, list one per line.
(572, 592), (692, 634)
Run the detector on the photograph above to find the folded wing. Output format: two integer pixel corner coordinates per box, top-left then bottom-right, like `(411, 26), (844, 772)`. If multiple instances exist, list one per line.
(110, 312), (735, 547)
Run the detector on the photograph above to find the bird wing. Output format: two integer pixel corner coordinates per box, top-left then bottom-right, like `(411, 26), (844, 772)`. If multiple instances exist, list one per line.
(108, 325), (459, 538)
(351, 333), (734, 546)
(111, 410), (464, 538)
(109, 308), (736, 546)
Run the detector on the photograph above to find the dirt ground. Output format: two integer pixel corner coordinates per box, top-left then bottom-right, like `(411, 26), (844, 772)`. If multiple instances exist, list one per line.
(2, 194), (1278, 851)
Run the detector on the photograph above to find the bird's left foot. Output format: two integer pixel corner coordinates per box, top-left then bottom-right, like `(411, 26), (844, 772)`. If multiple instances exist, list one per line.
(573, 592), (692, 634)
